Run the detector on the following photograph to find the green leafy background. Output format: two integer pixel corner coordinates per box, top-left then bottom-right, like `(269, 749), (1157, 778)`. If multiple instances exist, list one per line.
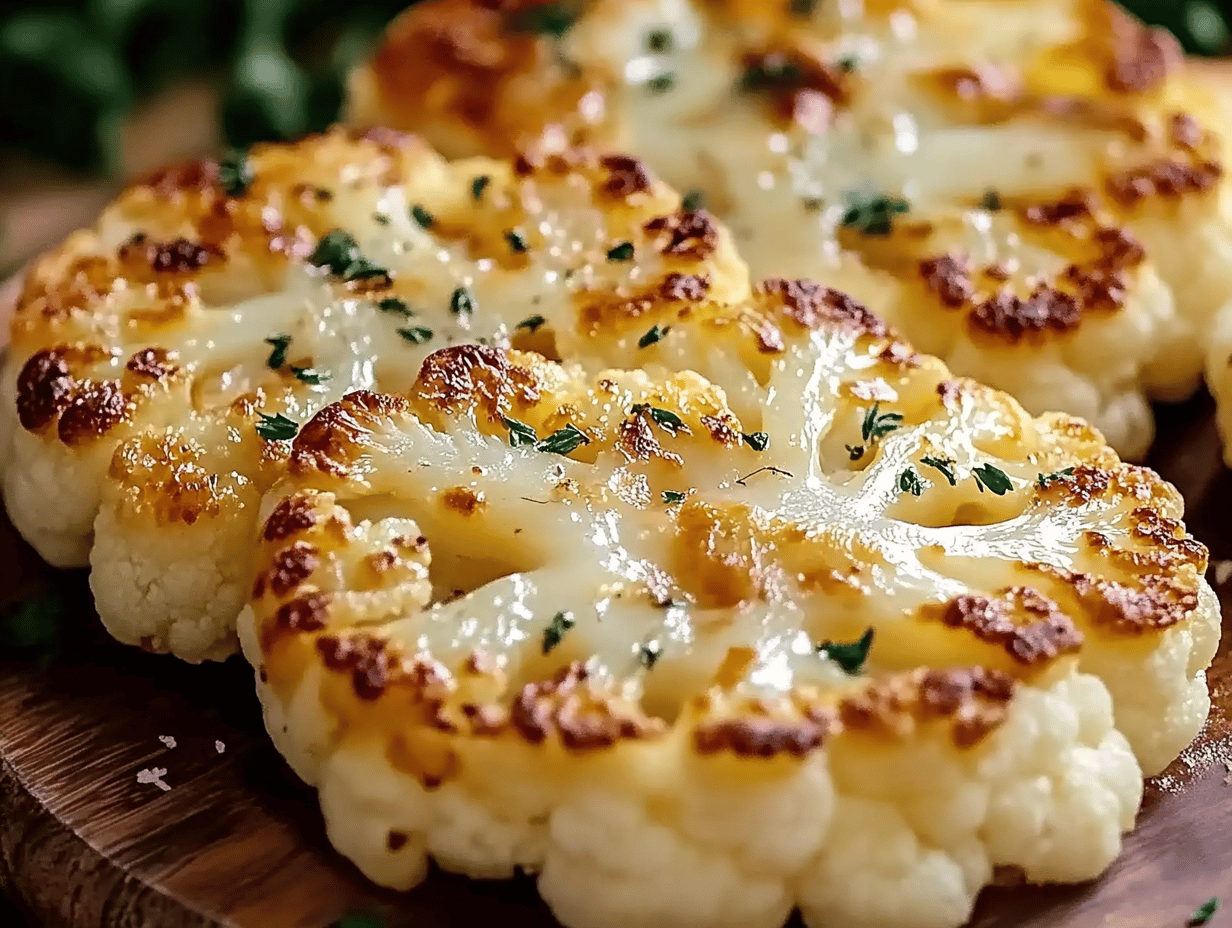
(0, 0), (1227, 173)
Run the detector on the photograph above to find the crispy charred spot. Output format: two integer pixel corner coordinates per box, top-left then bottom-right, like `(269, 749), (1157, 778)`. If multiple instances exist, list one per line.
(919, 252), (974, 308)
(442, 486), (487, 514)
(125, 347), (179, 380)
(1170, 113), (1204, 151)
(264, 542), (321, 598)
(759, 278), (887, 336)
(932, 64), (1019, 103)
(616, 414), (684, 466)
(139, 158), (221, 198)
(274, 592), (330, 634)
(740, 47), (849, 131)
(16, 349), (76, 431)
(659, 272), (710, 302)
(643, 209), (720, 259)
(750, 316), (786, 353)
(316, 633), (393, 701)
(57, 381), (132, 445)
(1105, 5), (1179, 94)
(510, 663), (665, 749)
(694, 707), (837, 758)
(839, 667), (1016, 748)
(264, 493), (319, 542)
(1131, 507), (1208, 565)
(413, 344), (540, 423)
(387, 831), (409, 851)
(969, 287), (1081, 340)
(937, 380), (962, 408)
(119, 234), (221, 274)
(923, 591), (1083, 666)
(1048, 568), (1200, 634)
(1036, 464), (1111, 505)
(1107, 158), (1224, 206)
(292, 392), (411, 478)
(700, 413), (741, 447)
(600, 154), (654, 198)
(1023, 189), (1095, 226)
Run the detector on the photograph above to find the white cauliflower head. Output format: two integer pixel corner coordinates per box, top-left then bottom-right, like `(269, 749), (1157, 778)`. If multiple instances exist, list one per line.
(239, 295), (1216, 928)
(351, 0), (1232, 458)
(0, 127), (749, 660)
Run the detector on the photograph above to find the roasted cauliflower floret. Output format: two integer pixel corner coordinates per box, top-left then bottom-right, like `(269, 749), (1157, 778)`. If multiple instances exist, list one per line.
(352, 0), (1232, 458)
(239, 304), (1215, 928)
(0, 128), (751, 661)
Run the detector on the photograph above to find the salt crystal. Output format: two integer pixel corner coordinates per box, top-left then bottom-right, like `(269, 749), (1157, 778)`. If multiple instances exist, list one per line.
(215, 740), (226, 754)
(137, 767), (171, 791)
(158, 735), (176, 749)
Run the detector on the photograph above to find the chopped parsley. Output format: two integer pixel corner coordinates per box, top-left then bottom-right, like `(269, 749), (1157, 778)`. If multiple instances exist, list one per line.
(639, 640), (662, 669)
(397, 325), (433, 345)
(681, 189), (705, 211)
(264, 334), (291, 369)
(309, 230), (389, 282)
(517, 314), (546, 333)
(1036, 466), (1076, 488)
(411, 204), (434, 229)
(542, 611), (575, 653)
(841, 194), (910, 236)
(979, 190), (1004, 212)
(973, 463), (1013, 495)
(471, 175), (491, 200)
(897, 467), (924, 497)
(741, 54), (803, 93)
(662, 490), (687, 504)
(256, 412), (299, 441)
(536, 422), (591, 455)
(817, 627), (874, 675)
(921, 455), (957, 486)
(742, 431), (770, 451)
(217, 148), (252, 197)
(378, 297), (412, 317)
(638, 323), (670, 348)
(1189, 898), (1220, 926)
(632, 404), (689, 436)
(505, 230), (529, 253)
(837, 54), (857, 73)
(647, 29), (673, 53)
(862, 403), (903, 443)
(510, 1), (578, 37)
(501, 416), (539, 447)
(450, 286), (474, 316)
(290, 366), (329, 385)
(373, 213), (390, 225)
(606, 241), (635, 262)
(802, 196), (824, 211)
(648, 73), (675, 93)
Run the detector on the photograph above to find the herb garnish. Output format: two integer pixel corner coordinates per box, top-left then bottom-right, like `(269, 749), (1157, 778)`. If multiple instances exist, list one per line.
(411, 204), (434, 229)
(979, 190), (1004, 212)
(501, 416), (539, 447)
(309, 230), (389, 282)
(741, 54), (803, 92)
(638, 323), (669, 348)
(471, 175), (491, 200)
(817, 627), (874, 674)
(450, 286), (474, 316)
(662, 490), (687, 504)
(536, 423), (591, 455)
(897, 468), (924, 497)
(921, 455), (957, 486)
(862, 403), (903, 443)
(742, 431), (770, 451)
(606, 241), (635, 262)
(397, 326), (433, 345)
(632, 404), (689, 436)
(973, 463), (1013, 495)
(648, 74), (675, 93)
(373, 213), (390, 225)
(542, 611), (575, 653)
(290, 367), (329, 385)
(218, 148), (252, 197)
(505, 230), (528, 253)
(1189, 898), (1220, 926)
(841, 194), (910, 236)
(1036, 467), (1076, 488)
(681, 189), (705, 211)
(647, 29), (672, 52)
(256, 412), (299, 441)
(639, 640), (662, 669)
(517, 314), (546, 332)
(265, 334), (291, 369)
(378, 297), (412, 317)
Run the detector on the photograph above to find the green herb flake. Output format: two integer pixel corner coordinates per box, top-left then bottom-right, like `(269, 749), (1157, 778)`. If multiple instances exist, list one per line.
(378, 297), (412, 317)
(218, 148), (253, 198)
(505, 230), (529, 253)
(606, 241), (635, 262)
(648, 73), (675, 93)
(973, 463), (1013, 495)
(639, 640), (662, 669)
(536, 422), (591, 456)
(264, 334), (291, 370)
(837, 54), (857, 73)
(921, 455), (957, 486)
(501, 416), (539, 448)
(397, 326), (434, 345)
(817, 627), (874, 675)
(898, 467), (924, 497)
(647, 29), (673, 53)
(638, 324), (670, 348)
(542, 611), (575, 653)
(1189, 897), (1220, 927)
(309, 230), (389, 282)
(511, 2), (578, 37)
(450, 286), (475, 317)
(742, 431), (770, 452)
(861, 403), (904, 443)
(841, 194), (910, 236)
(290, 367), (330, 385)
(471, 175), (491, 200)
(681, 189), (705, 212)
(256, 412), (299, 441)
(741, 54), (804, 93)
(662, 490), (687, 504)
(517, 314), (546, 333)
(373, 213), (390, 226)
(1036, 466), (1076, 488)
(845, 444), (864, 461)
(632, 404), (689, 436)
(979, 190), (1004, 212)
(411, 204), (435, 229)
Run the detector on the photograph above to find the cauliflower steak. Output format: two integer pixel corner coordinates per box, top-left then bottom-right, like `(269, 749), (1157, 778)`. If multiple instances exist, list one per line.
(240, 289), (1218, 928)
(351, 0), (1232, 458)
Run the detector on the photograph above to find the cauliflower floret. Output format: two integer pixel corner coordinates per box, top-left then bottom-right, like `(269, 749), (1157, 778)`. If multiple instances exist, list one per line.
(353, 0), (1232, 460)
(238, 301), (1212, 928)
